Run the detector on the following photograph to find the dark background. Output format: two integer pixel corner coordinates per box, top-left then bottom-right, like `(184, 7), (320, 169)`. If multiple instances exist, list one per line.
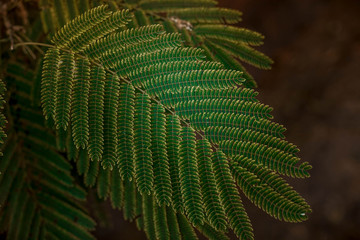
(95, 0), (360, 239)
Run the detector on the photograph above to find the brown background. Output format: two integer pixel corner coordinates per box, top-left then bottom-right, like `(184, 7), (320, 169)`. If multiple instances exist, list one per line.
(94, 0), (360, 239)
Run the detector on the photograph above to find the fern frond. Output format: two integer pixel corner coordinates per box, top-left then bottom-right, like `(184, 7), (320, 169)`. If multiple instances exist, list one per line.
(36, 192), (95, 229)
(196, 139), (227, 232)
(153, 202), (170, 240)
(212, 151), (254, 240)
(0, 98), (95, 240)
(204, 126), (300, 155)
(123, 179), (136, 221)
(144, 69), (243, 96)
(88, 65), (105, 161)
(134, 9), (151, 26)
(39, 0), (56, 33)
(129, 60), (224, 88)
(97, 167), (111, 199)
(77, 148), (90, 175)
(232, 156), (311, 210)
(142, 194), (156, 240)
(117, 82), (135, 180)
(84, 24), (165, 59)
(179, 126), (204, 225)
(56, 128), (67, 151)
(68, 9), (132, 52)
(166, 206), (182, 240)
(166, 115), (184, 213)
(209, 38), (273, 69)
(34, 5), (312, 239)
(110, 167), (124, 209)
(195, 25), (264, 46)
(195, 222), (230, 240)
(102, 73), (119, 170)
(219, 140), (311, 178)
(134, 93), (153, 195)
(175, 99), (273, 120)
(230, 157), (310, 222)
(139, 0), (217, 11)
(135, 189), (144, 230)
(159, 86), (258, 107)
(84, 159), (99, 187)
(151, 104), (172, 206)
(101, 33), (183, 68)
(116, 47), (205, 76)
(168, 7), (242, 24)
(66, 121), (78, 161)
(55, 51), (74, 130)
(71, 57), (90, 149)
(190, 112), (286, 138)
(41, 48), (59, 120)
(51, 5), (111, 47)
(177, 212), (199, 240)
(204, 39), (257, 88)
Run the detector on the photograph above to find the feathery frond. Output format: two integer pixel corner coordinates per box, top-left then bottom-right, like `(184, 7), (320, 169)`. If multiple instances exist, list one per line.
(179, 126), (204, 225)
(168, 8), (242, 24)
(151, 104), (172, 206)
(195, 25), (264, 46)
(139, 0), (217, 12)
(34, 5), (312, 239)
(134, 93), (153, 195)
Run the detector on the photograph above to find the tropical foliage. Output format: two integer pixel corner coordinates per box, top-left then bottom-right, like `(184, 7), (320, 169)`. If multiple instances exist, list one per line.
(0, 1), (311, 239)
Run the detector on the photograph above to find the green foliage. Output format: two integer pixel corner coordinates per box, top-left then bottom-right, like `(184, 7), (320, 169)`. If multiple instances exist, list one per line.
(139, 0), (217, 11)
(88, 65), (106, 161)
(179, 127), (204, 226)
(168, 7), (242, 24)
(134, 93), (153, 194)
(0, 2), (313, 240)
(0, 65), (95, 240)
(72, 57), (91, 149)
(151, 104), (172, 206)
(55, 51), (74, 130)
(212, 151), (253, 239)
(117, 82), (136, 180)
(196, 139), (227, 232)
(41, 48), (59, 120)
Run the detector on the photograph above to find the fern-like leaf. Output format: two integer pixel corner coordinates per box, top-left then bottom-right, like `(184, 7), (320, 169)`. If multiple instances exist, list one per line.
(220, 140), (311, 178)
(68, 9), (132, 52)
(134, 93), (153, 195)
(117, 82), (136, 180)
(71, 57), (90, 149)
(212, 151), (254, 240)
(151, 104), (172, 206)
(153, 202), (170, 240)
(230, 157), (310, 222)
(88, 65), (106, 161)
(102, 73), (119, 169)
(196, 139), (227, 232)
(168, 7), (242, 24)
(166, 115), (184, 213)
(51, 5), (111, 47)
(55, 51), (74, 130)
(84, 24), (165, 59)
(195, 25), (264, 46)
(139, 0), (217, 11)
(179, 126), (204, 225)
(41, 48), (59, 120)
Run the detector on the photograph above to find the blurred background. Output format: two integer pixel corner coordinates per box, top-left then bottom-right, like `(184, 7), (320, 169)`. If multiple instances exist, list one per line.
(95, 0), (360, 239)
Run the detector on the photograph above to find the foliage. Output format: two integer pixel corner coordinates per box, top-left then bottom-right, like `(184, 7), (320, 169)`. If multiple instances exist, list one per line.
(0, 1), (312, 240)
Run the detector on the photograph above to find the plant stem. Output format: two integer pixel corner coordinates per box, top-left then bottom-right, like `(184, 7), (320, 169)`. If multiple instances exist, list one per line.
(13, 42), (55, 49)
